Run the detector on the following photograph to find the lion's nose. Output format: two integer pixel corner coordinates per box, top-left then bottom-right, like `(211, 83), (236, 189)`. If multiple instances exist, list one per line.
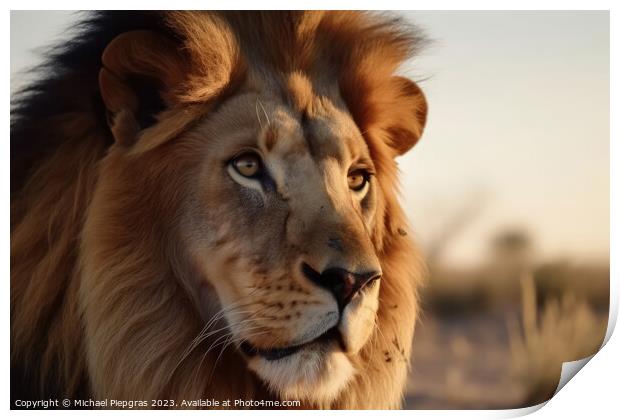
(302, 263), (382, 310)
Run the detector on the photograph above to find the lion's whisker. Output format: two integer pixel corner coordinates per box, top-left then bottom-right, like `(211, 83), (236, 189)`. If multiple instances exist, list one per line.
(256, 98), (271, 127)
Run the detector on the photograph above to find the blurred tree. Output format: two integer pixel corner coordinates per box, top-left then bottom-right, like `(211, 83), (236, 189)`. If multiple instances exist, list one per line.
(483, 228), (535, 306)
(425, 189), (489, 267)
(491, 230), (533, 269)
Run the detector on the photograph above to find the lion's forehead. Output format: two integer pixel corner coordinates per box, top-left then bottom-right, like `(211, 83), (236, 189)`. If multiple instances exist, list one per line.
(258, 99), (366, 175)
(254, 108), (359, 208)
(195, 90), (370, 209)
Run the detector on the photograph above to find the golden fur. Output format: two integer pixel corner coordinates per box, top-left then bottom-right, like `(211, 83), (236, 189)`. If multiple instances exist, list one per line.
(11, 11), (427, 408)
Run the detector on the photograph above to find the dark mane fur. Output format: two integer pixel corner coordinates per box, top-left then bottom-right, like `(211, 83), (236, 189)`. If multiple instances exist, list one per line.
(11, 11), (172, 404)
(11, 11), (169, 194)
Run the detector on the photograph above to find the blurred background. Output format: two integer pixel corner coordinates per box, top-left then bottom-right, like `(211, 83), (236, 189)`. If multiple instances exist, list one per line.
(11, 10), (610, 409)
(399, 11), (610, 408)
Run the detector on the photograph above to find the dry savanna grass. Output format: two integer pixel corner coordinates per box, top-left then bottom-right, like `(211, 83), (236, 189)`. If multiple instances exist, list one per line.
(406, 259), (608, 409)
(506, 272), (607, 406)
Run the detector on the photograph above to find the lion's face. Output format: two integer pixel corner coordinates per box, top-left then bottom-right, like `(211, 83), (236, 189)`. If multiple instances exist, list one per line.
(179, 91), (382, 402)
(89, 13), (427, 407)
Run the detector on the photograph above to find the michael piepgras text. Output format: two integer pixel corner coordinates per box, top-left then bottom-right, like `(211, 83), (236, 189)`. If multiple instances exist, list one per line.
(14, 398), (301, 409)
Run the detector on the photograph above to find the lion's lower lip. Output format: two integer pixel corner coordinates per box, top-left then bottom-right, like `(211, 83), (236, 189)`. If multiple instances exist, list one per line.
(240, 327), (342, 361)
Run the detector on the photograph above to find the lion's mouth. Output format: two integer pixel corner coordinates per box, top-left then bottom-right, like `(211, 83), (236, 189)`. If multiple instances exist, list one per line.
(239, 327), (344, 361)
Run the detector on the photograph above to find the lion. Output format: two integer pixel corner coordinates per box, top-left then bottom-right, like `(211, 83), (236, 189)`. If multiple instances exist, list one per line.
(11, 11), (428, 409)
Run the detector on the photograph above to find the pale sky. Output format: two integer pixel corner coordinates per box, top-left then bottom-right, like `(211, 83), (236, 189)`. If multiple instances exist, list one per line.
(10, 11), (610, 267)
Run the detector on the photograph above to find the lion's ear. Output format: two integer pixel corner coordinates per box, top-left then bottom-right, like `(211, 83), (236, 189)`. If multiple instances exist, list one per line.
(383, 76), (428, 156)
(98, 30), (187, 145)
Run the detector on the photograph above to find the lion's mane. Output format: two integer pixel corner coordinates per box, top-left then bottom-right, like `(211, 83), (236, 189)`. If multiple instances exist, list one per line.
(11, 11), (427, 409)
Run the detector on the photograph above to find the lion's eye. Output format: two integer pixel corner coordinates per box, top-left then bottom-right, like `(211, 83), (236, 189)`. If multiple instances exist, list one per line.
(348, 170), (369, 192)
(232, 152), (262, 178)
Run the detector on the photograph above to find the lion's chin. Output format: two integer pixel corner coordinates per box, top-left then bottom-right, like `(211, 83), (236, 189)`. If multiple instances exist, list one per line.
(246, 341), (355, 405)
